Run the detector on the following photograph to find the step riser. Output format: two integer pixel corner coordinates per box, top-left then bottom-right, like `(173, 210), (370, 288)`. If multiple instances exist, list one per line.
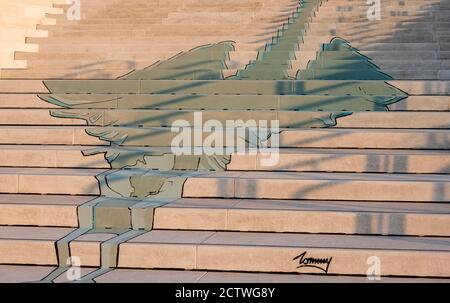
(0, 204), (78, 227)
(183, 178), (450, 202)
(313, 16), (450, 23)
(0, 149), (108, 169)
(2, 128), (445, 149)
(302, 36), (442, 44)
(228, 153), (450, 174)
(0, 111), (82, 126)
(295, 60), (450, 70)
(299, 43), (443, 51)
(2, 170), (448, 200)
(26, 36), (274, 44)
(0, 174), (100, 195)
(33, 43), (267, 52)
(3, 110), (450, 129)
(0, 94), (446, 111)
(0, 241), (58, 266)
(306, 29), (444, 36)
(280, 130), (450, 149)
(388, 96), (450, 111)
(308, 21), (450, 28)
(44, 31), (279, 38)
(2, 240), (447, 277)
(8, 228), (449, 277)
(118, 244), (450, 277)
(11, 50), (449, 61)
(0, 80), (448, 95)
(0, 95), (59, 108)
(15, 51), (258, 61)
(1, 148), (448, 174)
(154, 208), (450, 237)
(298, 51), (442, 61)
(4, 69), (449, 80)
(0, 128), (105, 145)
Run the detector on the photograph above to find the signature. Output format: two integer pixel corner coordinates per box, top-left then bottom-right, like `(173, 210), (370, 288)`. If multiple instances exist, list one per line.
(293, 251), (333, 274)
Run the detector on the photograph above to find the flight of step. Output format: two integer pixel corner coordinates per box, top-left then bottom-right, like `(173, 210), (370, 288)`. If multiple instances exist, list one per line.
(0, 78), (449, 281)
(0, 0), (66, 70)
(295, 0), (450, 80)
(0, 0), (450, 282)
(0, 0), (299, 79)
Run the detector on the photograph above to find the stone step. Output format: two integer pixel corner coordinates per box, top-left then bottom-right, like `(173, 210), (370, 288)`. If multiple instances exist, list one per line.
(0, 194), (93, 227)
(388, 96), (450, 111)
(0, 69), (133, 80)
(318, 6), (450, 13)
(1, 166), (449, 199)
(1, 144), (449, 174)
(33, 43), (268, 52)
(296, 69), (450, 80)
(0, 29), (48, 41)
(279, 128), (450, 149)
(306, 27), (441, 36)
(116, 230), (450, 277)
(6, 68), (233, 81)
(69, 9), (288, 17)
(390, 81), (450, 95)
(299, 50), (442, 61)
(1, 227), (449, 277)
(154, 198), (450, 236)
(0, 94), (60, 108)
(299, 59), (450, 70)
(2, 194), (449, 236)
(68, 127), (450, 149)
(14, 49), (444, 61)
(44, 109), (450, 129)
(43, 29), (280, 38)
(18, 57), (450, 72)
(2, 109), (450, 129)
(23, 60), (214, 71)
(0, 126), (104, 145)
(2, 265), (450, 283)
(1, 80), (447, 95)
(183, 171), (450, 202)
(303, 34), (441, 44)
(7, 67), (449, 81)
(0, 145), (108, 168)
(307, 21), (450, 30)
(0, 43), (38, 54)
(0, 117), (444, 149)
(228, 148), (450, 174)
(36, 23), (288, 31)
(387, 70), (450, 80)
(316, 50), (450, 60)
(0, 226), (73, 266)
(299, 42), (441, 51)
(315, 10), (450, 19)
(313, 15), (450, 23)
(14, 50), (258, 61)
(0, 109), (82, 125)
(0, 94), (448, 111)
(329, 0), (449, 4)
(0, 60), (27, 70)
(0, 167), (104, 195)
(26, 35), (274, 44)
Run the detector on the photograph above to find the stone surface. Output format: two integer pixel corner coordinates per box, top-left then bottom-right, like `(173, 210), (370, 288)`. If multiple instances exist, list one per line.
(1, 0), (450, 283)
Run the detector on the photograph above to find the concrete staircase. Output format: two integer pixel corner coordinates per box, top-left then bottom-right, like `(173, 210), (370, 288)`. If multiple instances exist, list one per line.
(0, 0), (66, 70)
(1, 0), (297, 79)
(0, 0), (450, 283)
(296, 0), (450, 79)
